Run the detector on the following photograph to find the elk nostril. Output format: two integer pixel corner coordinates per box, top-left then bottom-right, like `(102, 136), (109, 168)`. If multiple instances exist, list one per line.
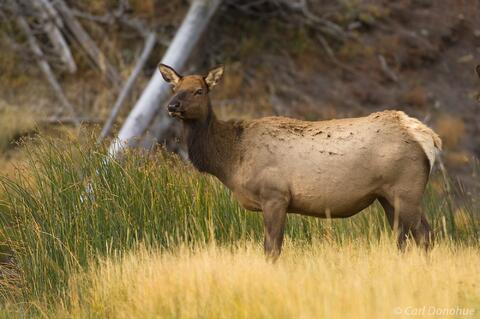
(167, 102), (180, 112)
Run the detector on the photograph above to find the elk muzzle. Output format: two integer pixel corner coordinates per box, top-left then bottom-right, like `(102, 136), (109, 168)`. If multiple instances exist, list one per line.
(167, 101), (184, 118)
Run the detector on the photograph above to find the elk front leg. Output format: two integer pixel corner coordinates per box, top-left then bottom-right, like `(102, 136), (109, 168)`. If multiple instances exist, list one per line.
(262, 199), (288, 262)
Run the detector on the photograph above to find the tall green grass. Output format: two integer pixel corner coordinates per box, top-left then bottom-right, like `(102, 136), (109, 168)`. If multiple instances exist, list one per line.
(0, 136), (477, 308)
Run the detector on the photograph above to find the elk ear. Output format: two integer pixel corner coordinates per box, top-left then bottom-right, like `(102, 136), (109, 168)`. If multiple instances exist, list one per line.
(158, 63), (181, 86)
(204, 65), (224, 90)
(476, 65), (480, 78)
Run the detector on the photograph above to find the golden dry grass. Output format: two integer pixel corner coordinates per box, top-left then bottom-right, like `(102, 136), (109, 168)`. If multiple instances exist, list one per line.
(0, 105), (36, 152)
(0, 105), (37, 177)
(58, 238), (479, 319)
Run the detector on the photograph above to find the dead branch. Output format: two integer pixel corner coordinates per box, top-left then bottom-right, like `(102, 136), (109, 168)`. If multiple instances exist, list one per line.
(279, 0), (346, 40)
(98, 32), (157, 143)
(378, 55), (399, 83)
(69, 7), (170, 46)
(69, 9), (113, 24)
(11, 1), (80, 128)
(32, 0), (77, 73)
(40, 116), (102, 125)
(229, 0), (347, 40)
(53, 0), (121, 86)
(317, 34), (359, 76)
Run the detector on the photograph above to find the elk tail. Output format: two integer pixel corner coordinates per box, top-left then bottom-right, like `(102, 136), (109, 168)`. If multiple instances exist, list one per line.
(398, 111), (442, 173)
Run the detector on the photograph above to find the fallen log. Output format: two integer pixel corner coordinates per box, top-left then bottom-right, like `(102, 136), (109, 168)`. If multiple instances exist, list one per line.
(108, 0), (222, 157)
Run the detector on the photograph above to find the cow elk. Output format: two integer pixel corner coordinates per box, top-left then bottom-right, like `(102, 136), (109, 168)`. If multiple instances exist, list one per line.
(159, 64), (442, 261)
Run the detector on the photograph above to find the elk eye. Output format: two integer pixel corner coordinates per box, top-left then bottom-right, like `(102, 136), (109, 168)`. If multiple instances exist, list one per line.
(194, 89), (203, 96)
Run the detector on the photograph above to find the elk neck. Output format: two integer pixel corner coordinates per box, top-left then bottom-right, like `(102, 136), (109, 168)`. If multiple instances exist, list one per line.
(182, 99), (243, 185)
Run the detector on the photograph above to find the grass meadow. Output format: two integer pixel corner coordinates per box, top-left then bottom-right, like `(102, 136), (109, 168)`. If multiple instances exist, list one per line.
(0, 136), (478, 318)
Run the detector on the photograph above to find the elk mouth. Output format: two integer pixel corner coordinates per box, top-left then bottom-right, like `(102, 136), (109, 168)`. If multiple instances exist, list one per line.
(168, 110), (185, 119)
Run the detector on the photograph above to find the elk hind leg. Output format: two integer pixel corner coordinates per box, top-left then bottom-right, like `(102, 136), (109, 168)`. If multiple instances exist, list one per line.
(412, 214), (433, 251)
(262, 198), (288, 262)
(378, 196), (408, 249)
(378, 196), (432, 251)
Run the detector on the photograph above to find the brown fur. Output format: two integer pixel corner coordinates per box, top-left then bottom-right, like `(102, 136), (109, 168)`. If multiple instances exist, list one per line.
(159, 64), (442, 261)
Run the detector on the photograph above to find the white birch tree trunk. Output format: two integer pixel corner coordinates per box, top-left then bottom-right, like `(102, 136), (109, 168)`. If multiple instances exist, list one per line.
(108, 0), (222, 157)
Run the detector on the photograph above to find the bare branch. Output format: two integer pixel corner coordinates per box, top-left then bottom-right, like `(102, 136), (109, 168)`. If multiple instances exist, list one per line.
(317, 34), (358, 76)
(32, 0), (77, 73)
(279, 0), (346, 40)
(69, 6), (170, 45)
(69, 9), (113, 25)
(98, 32), (157, 143)
(378, 55), (399, 83)
(40, 116), (102, 125)
(53, 0), (121, 86)
(11, 0), (79, 127)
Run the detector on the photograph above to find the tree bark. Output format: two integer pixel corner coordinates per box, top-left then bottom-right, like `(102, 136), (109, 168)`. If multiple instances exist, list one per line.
(98, 32), (156, 143)
(108, 0), (222, 157)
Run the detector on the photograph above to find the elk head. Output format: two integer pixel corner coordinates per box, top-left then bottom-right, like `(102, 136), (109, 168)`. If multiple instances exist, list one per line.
(158, 64), (224, 121)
